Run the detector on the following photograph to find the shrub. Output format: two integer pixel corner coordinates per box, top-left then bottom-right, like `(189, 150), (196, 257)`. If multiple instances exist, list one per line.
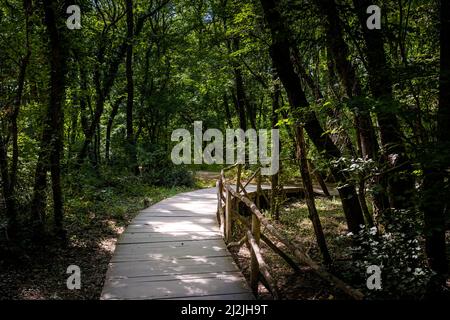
(137, 146), (193, 187)
(348, 212), (433, 299)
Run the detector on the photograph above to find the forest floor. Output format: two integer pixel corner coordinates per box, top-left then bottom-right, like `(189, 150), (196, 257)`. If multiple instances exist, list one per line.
(0, 173), (193, 300)
(230, 193), (450, 300)
(1, 170), (448, 300)
(229, 196), (352, 300)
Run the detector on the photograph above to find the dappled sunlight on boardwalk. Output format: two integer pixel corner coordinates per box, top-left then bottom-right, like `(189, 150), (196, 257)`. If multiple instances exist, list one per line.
(101, 188), (253, 300)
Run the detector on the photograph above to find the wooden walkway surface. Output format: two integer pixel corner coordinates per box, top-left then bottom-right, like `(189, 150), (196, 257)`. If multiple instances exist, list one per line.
(101, 188), (254, 300)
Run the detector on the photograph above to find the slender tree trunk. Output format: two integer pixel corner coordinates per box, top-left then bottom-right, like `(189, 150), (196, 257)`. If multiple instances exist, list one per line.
(227, 38), (249, 131)
(233, 71), (248, 131)
(0, 0), (33, 236)
(296, 126), (332, 265)
(292, 46), (357, 158)
(79, 66), (90, 137)
(308, 159), (331, 198)
(68, 104), (78, 159)
(105, 96), (125, 162)
(270, 78), (281, 220)
(11, 50), (30, 192)
(317, 0), (378, 159)
(223, 94), (233, 128)
(77, 3), (168, 165)
(77, 42), (127, 165)
(126, 0), (139, 174)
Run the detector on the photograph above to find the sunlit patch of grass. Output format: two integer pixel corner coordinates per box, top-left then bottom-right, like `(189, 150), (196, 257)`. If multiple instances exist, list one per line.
(273, 197), (350, 261)
(65, 182), (193, 229)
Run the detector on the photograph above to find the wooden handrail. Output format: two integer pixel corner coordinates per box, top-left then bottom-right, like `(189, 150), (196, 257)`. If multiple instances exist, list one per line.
(224, 183), (364, 300)
(217, 163), (364, 300)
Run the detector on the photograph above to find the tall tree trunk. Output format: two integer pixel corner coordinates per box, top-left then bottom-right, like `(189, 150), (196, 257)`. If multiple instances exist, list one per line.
(353, 0), (414, 211)
(317, 0), (378, 159)
(260, 0), (366, 233)
(31, 0), (67, 238)
(227, 38), (248, 131)
(126, 0), (138, 174)
(11, 38), (31, 192)
(68, 103), (78, 159)
(422, 0), (449, 277)
(79, 65), (90, 137)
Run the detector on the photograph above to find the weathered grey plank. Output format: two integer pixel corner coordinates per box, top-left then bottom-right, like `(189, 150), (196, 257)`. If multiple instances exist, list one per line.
(111, 239), (231, 262)
(163, 293), (255, 300)
(118, 234), (223, 244)
(102, 272), (251, 300)
(105, 255), (240, 279)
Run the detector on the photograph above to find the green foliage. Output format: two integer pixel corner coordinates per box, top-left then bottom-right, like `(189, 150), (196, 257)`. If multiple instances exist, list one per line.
(348, 213), (433, 300)
(138, 146), (195, 187)
(64, 166), (193, 228)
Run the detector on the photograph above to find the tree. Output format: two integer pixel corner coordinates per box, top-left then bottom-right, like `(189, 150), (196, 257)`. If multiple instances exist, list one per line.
(126, 0), (139, 174)
(0, 0), (32, 236)
(316, 0), (382, 224)
(30, 0), (68, 237)
(353, 0), (414, 211)
(259, 0), (366, 233)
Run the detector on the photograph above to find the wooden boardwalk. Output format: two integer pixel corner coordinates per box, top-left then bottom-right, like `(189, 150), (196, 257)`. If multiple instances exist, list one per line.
(101, 188), (254, 300)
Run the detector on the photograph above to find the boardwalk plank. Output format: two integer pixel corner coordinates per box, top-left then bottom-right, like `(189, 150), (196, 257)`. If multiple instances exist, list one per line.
(102, 272), (252, 300)
(105, 255), (240, 279)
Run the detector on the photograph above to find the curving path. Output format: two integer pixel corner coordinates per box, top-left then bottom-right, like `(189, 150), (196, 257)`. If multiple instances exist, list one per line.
(101, 188), (254, 300)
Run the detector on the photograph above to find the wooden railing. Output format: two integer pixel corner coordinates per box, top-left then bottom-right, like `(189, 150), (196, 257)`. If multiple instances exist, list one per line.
(216, 163), (364, 300)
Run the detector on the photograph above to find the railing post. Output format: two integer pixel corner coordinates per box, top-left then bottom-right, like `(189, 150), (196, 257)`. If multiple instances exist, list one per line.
(216, 179), (221, 224)
(236, 164), (242, 193)
(250, 213), (261, 294)
(225, 187), (232, 243)
(217, 178), (225, 236)
(256, 169), (262, 208)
